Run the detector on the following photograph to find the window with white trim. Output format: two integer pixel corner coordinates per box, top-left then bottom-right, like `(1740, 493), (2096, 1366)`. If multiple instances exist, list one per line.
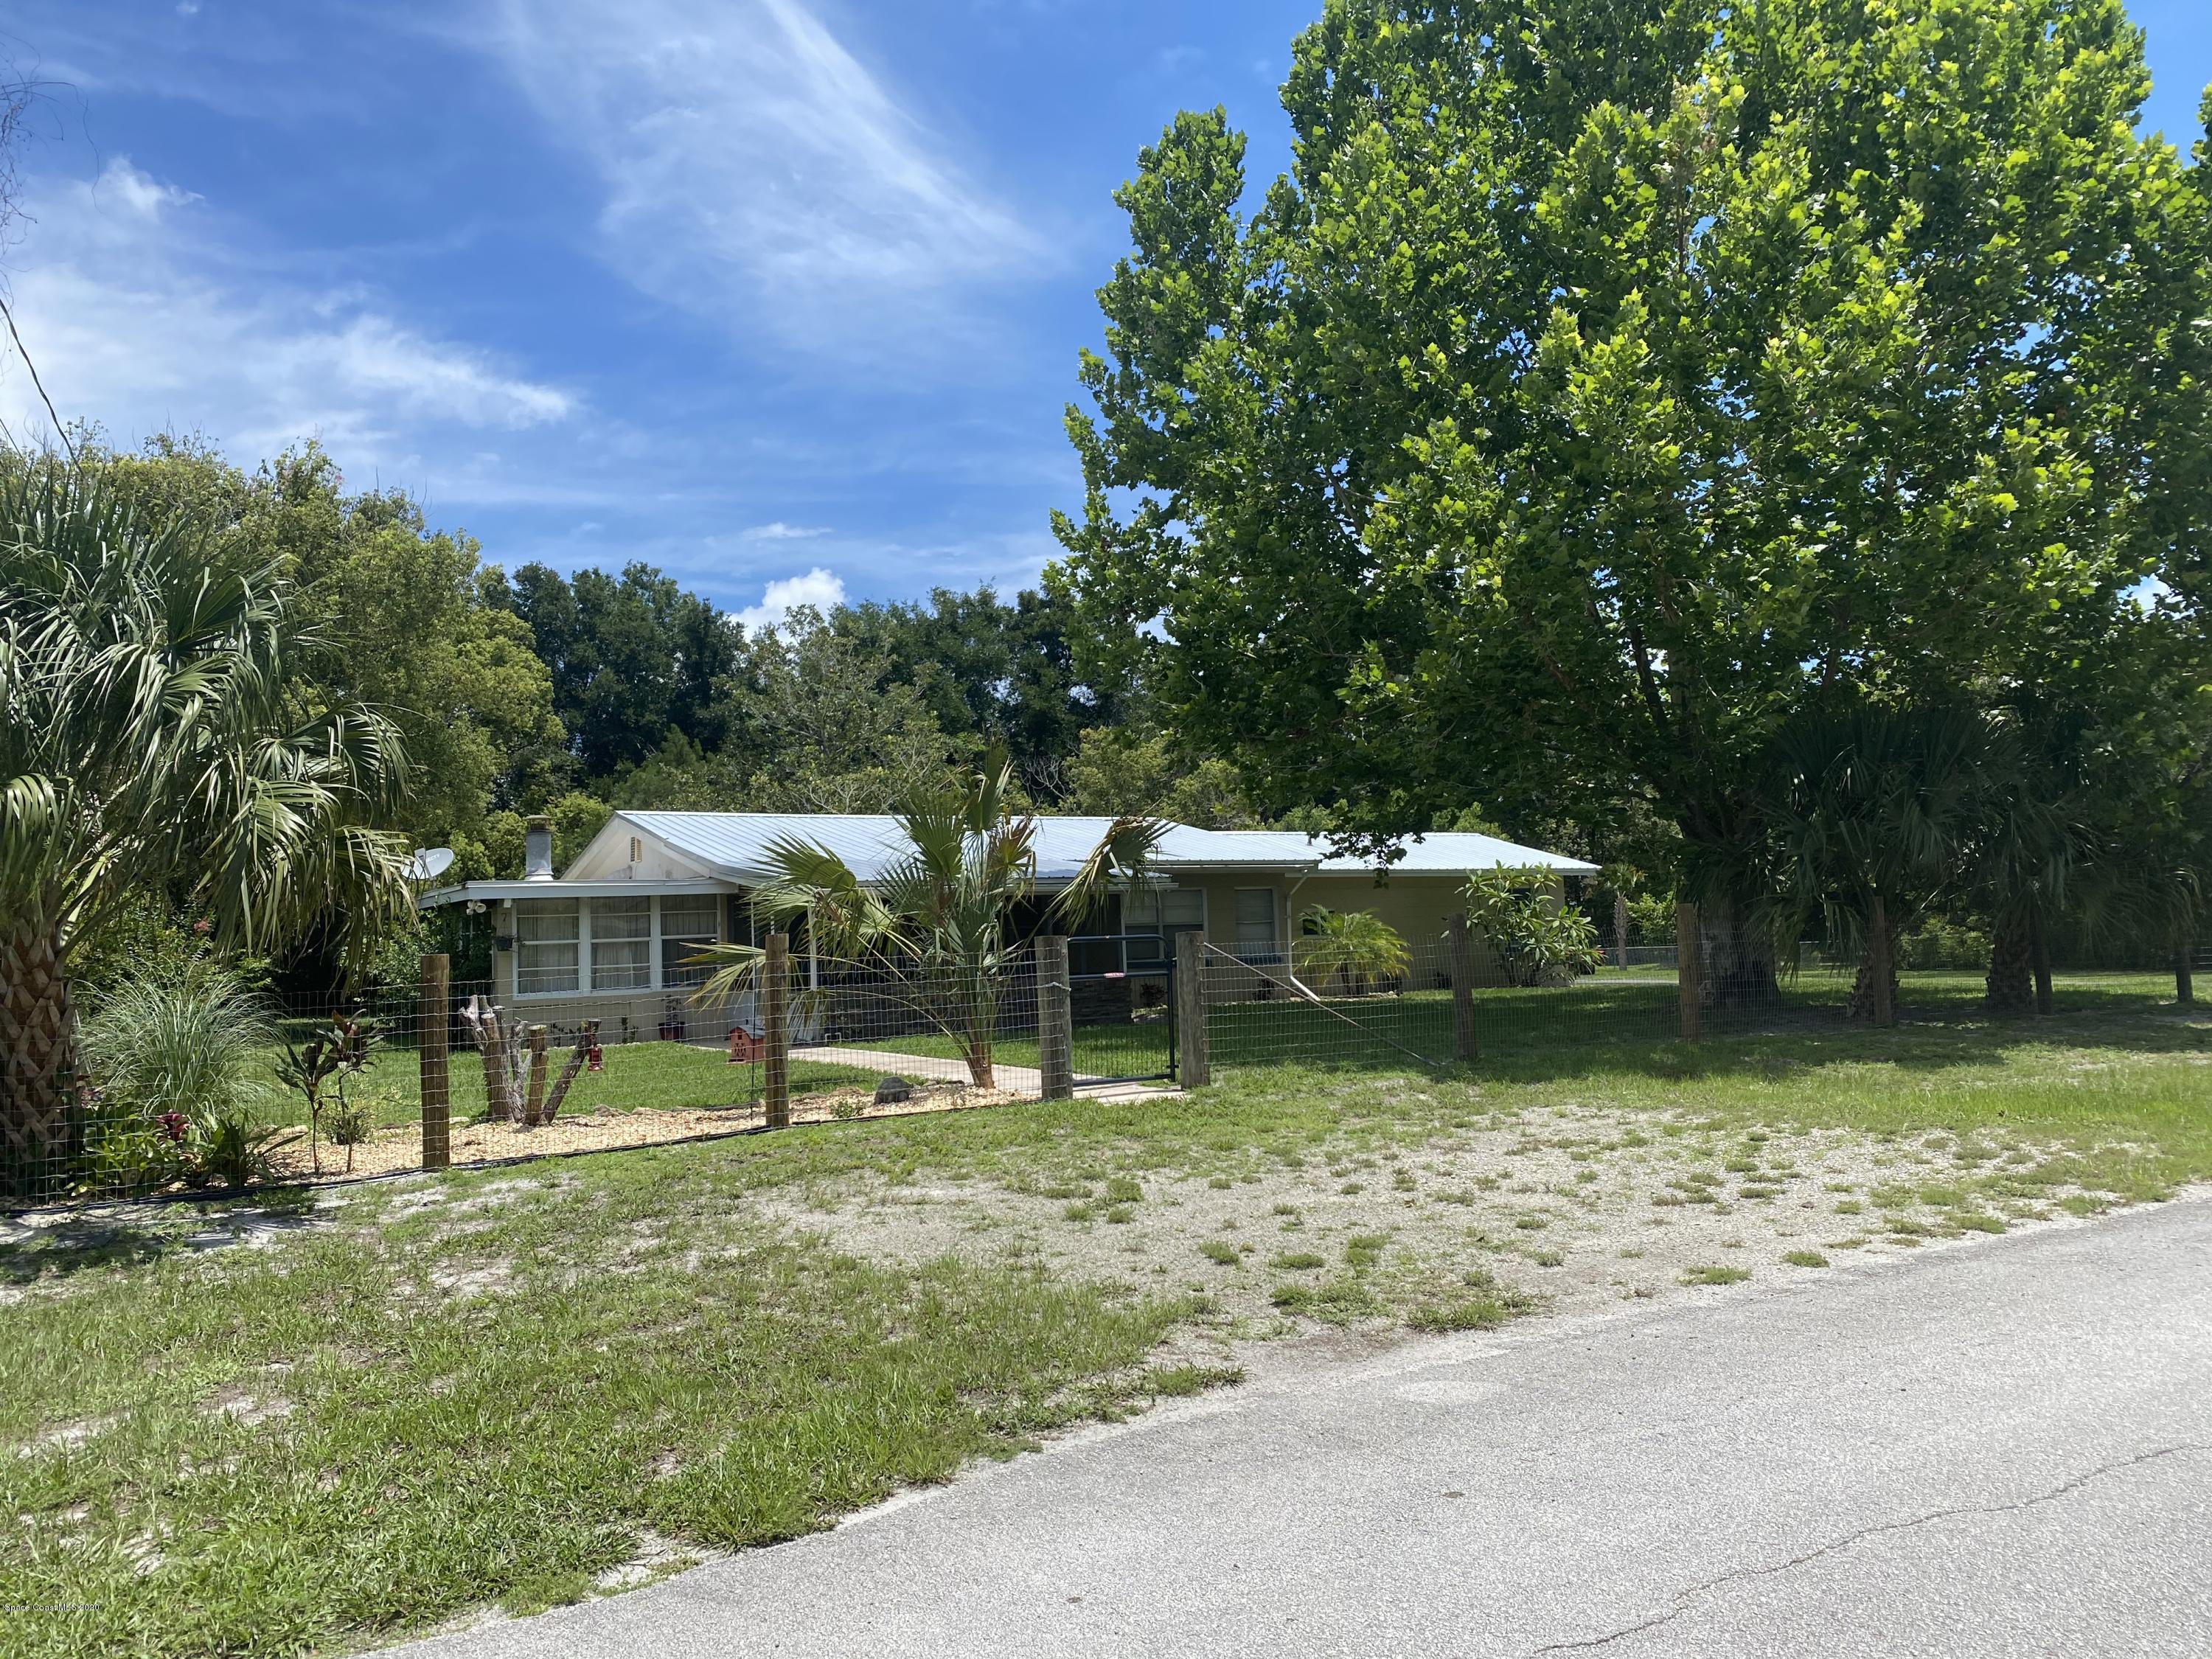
(591, 897), (652, 990)
(661, 896), (721, 989)
(515, 900), (580, 995)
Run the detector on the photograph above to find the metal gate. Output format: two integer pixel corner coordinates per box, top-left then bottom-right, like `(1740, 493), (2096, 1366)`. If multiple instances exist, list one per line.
(1065, 931), (1178, 1085)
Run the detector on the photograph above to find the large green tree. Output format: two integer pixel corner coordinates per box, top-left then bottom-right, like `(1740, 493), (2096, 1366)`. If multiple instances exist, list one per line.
(1054, 0), (2212, 997)
(501, 561), (734, 779)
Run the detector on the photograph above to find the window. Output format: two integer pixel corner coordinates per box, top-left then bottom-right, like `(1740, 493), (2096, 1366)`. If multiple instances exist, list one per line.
(661, 896), (721, 989)
(726, 891), (768, 949)
(515, 900), (580, 995)
(592, 897), (652, 990)
(1125, 886), (1205, 937)
(1235, 888), (1279, 960)
(1124, 886), (1205, 965)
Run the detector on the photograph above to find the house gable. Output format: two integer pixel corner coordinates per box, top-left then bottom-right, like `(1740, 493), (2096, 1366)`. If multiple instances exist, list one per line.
(565, 813), (720, 883)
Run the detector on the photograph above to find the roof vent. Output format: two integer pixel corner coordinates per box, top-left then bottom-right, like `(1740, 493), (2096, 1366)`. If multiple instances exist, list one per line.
(524, 815), (555, 882)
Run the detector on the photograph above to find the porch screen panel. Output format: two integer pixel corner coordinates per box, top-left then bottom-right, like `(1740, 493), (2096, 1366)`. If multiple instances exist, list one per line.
(516, 900), (581, 995)
(592, 897), (651, 990)
(662, 896), (721, 989)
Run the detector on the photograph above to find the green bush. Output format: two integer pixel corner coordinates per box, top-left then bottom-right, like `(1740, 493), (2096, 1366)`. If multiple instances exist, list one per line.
(1627, 894), (1677, 947)
(78, 964), (280, 1191)
(1464, 869), (1604, 984)
(1896, 917), (1990, 971)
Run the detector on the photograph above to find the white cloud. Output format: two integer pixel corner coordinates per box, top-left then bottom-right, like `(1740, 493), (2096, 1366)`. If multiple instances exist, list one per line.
(742, 521), (830, 541)
(95, 158), (198, 218)
(479, 0), (1046, 352)
(0, 158), (576, 463)
(738, 566), (846, 633)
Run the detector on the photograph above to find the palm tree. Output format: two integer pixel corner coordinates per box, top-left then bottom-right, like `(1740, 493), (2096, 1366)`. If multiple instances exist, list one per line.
(1759, 703), (2025, 1026)
(1291, 905), (1411, 997)
(692, 757), (1161, 1086)
(0, 465), (416, 1194)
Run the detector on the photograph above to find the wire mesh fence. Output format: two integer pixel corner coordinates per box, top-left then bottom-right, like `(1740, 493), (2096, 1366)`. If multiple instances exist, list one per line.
(7, 942), (1085, 1206)
(1192, 936), (2205, 1080)
(5, 927), (2200, 1208)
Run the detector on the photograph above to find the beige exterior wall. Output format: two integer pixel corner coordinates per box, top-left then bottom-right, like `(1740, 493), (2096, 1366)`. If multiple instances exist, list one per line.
(1138, 870), (1562, 990)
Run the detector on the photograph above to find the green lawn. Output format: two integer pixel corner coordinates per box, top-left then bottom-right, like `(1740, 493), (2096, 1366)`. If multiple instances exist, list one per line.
(4, 971), (2202, 1658)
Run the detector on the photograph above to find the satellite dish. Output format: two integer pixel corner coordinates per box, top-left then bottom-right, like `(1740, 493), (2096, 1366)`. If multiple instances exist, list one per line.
(408, 847), (456, 883)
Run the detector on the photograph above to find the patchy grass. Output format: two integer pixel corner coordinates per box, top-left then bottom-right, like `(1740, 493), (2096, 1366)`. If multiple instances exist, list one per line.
(5, 970), (2201, 1658)
(1682, 1265), (1754, 1286)
(0, 1160), (1192, 1659)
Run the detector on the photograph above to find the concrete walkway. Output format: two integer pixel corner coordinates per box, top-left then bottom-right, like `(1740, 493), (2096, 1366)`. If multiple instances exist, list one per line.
(793, 1044), (1172, 1102)
(388, 1196), (2212, 1658)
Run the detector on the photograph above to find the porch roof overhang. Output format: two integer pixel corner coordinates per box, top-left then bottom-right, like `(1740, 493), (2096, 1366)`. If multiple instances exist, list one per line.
(417, 877), (731, 909)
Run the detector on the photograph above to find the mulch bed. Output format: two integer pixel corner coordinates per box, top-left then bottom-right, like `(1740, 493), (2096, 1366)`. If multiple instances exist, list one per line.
(268, 1081), (1035, 1185)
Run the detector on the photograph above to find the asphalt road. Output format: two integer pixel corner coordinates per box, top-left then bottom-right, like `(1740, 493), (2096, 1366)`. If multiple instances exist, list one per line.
(392, 1197), (2212, 1658)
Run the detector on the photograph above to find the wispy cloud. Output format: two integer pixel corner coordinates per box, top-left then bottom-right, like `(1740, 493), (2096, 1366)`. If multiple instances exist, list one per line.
(738, 565), (847, 633)
(742, 521), (830, 541)
(479, 0), (1047, 354)
(0, 158), (576, 462)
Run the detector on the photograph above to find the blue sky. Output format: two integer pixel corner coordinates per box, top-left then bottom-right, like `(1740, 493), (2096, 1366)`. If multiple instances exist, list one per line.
(4, 1), (2208, 622)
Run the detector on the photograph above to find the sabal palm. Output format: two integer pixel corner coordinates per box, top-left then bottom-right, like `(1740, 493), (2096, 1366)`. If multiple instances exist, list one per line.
(0, 465), (415, 1191)
(1760, 702), (2036, 1023)
(696, 757), (1161, 1086)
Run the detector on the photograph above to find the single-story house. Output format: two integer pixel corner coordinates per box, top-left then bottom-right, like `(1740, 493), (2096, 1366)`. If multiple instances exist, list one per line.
(417, 810), (1597, 1031)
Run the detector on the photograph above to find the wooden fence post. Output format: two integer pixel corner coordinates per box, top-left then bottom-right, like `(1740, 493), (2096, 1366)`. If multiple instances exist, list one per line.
(420, 953), (450, 1171)
(763, 932), (791, 1130)
(1175, 930), (1210, 1088)
(1447, 914), (1478, 1062)
(1037, 934), (1074, 1102)
(1676, 901), (1703, 1043)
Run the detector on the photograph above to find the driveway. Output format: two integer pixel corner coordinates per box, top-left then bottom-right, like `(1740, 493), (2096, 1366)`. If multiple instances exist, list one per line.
(792, 1043), (1174, 1104)
(390, 1197), (2212, 1658)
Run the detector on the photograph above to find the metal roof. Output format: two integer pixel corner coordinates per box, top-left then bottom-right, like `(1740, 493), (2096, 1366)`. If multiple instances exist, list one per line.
(419, 814), (1596, 908)
(618, 812), (1321, 883)
(1306, 832), (1600, 877)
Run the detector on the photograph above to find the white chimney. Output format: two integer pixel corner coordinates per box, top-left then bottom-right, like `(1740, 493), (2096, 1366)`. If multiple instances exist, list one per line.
(524, 815), (555, 881)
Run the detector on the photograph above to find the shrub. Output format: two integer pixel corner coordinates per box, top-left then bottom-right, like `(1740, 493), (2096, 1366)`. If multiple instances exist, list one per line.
(1293, 906), (1411, 995)
(80, 961), (279, 1135)
(195, 1113), (302, 1189)
(1626, 893), (1677, 946)
(1896, 917), (1992, 971)
(77, 964), (288, 1192)
(1462, 869), (1604, 984)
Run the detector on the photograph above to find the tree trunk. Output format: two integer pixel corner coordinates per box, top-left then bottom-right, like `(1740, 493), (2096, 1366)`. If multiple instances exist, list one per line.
(1613, 891), (1630, 969)
(2030, 910), (2053, 1017)
(965, 1031), (995, 1091)
(2178, 954), (2197, 1008)
(1702, 896), (1778, 1008)
(1986, 911), (2034, 1015)
(1, 914), (81, 1199)
(1849, 900), (1899, 1026)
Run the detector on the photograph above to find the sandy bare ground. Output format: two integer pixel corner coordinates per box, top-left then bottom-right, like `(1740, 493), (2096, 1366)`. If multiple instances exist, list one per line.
(751, 1096), (2109, 1371)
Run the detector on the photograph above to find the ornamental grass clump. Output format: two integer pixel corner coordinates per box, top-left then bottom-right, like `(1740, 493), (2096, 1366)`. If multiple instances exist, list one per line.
(78, 964), (285, 1189)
